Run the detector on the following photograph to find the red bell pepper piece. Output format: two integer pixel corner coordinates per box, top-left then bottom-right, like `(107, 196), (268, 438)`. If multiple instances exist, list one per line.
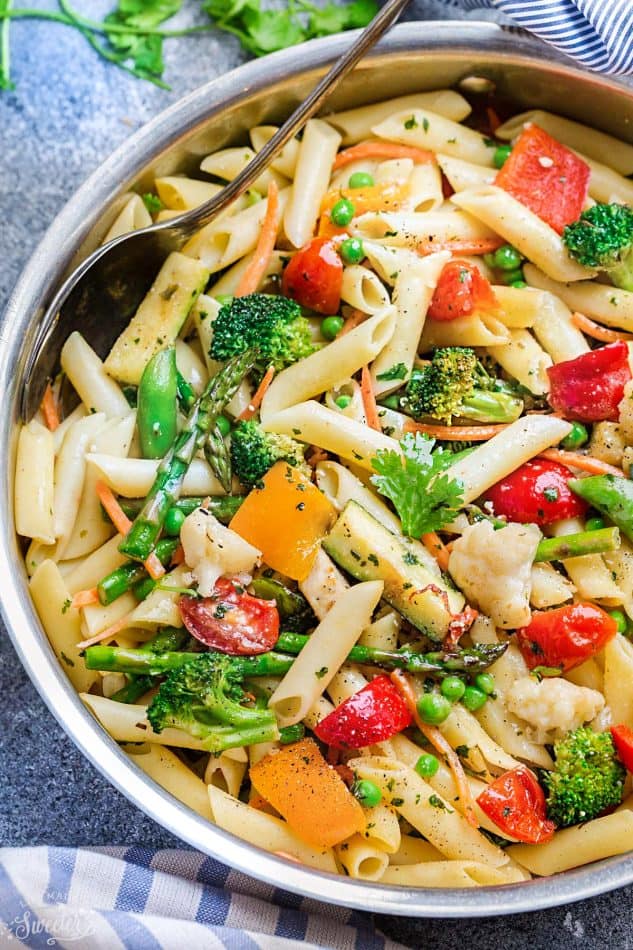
(427, 260), (499, 322)
(516, 603), (618, 674)
(547, 341), (632, 423)
(611, 724), (633, 773)
(484, 458), (587, 527)
(495, 124), (590, 234)
(179, 577), (279, 655)
(281, 237), (343, 314)
(476, 766), (556, 844)
(313, 675), (413, 749)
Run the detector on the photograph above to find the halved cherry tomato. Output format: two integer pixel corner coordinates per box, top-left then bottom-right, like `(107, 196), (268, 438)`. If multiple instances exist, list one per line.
(516, 603), (617, 673)
(281, 237), (343, 314)
(313, 675), (413, 749)
(476, 766), (556, 844)
(495, 124), (590, 234)
(484, 458), (587, 526)
(427, 260), (499, 322)
(547, 342), (632, 423)
(611, 724), (633, 773)
(179, 577), (279, 655)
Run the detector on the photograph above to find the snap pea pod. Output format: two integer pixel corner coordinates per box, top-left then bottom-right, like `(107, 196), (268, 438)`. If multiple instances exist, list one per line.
(84, 639), (507, 677)
(110, 627), (191, 704)
(97, 537), (180, 606)
(569, 475), (633, 544)
(118, 495), (245, 525)
(137, 346), (178, 459)
(119, 348), (257, 562)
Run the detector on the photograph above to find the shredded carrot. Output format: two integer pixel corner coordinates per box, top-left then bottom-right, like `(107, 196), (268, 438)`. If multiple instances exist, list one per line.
(486, 106), (501, 134)
(417, 237), (504, 257)
(360, 365), (381, 432)
(571, 311), (633, 343)
(539, 448), (625, 477)
(404, 420), (508, 440)
(71, 588), (100, 609)
(145, 551), (166, 581)
(390, 670), (478, 828)
(339, 309), (368, 337)
(171, 544), (185, 566)
(76, 613), (133, 650)
(421, 531), (450, 572)
(332, 141), (435, 171)
(41, 383), (60, 431)
(235, 181), (280, 297)
(96, 480), (132, 535)
(273, 851), (302, 863)
(238, 365), (276, 421)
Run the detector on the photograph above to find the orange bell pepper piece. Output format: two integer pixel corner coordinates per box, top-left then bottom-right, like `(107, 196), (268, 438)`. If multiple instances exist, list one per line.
(249, 738), (366, 849)
(229, 462), (336, 581)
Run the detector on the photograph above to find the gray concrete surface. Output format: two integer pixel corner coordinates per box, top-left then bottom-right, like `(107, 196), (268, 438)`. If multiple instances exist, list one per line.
(1, 2), (632, 946)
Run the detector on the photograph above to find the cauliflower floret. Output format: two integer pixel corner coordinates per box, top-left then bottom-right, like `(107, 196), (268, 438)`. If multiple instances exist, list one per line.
(180, 508), (261, 596)
(618, 379), (633, 444)
(448, 521), (541, 628)
(506, 676), (605, 743)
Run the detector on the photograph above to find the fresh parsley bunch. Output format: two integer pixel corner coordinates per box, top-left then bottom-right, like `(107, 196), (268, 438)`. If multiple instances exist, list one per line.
(370, 433), (465, 537)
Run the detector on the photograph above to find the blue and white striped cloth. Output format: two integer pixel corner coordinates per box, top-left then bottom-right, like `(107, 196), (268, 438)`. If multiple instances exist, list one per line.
(0, 847), (404, 949)
(461, 0), (633, 74)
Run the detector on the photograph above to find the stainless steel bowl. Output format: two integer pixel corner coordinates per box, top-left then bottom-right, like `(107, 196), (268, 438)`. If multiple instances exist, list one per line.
(3, 21), (633, 916)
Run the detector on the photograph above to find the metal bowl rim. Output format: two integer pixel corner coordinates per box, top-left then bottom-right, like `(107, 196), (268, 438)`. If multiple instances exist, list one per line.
(2, 21), (633, 916)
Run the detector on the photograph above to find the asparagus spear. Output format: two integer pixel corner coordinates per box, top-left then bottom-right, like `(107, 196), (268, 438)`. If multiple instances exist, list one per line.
(110, 627), (191, 704)
(176, 370), (196, 412)
(119, 348), (257, 562)
(569, 475), (633, 544)
(84, 639), (507, 677)
(533, 526), (620, 563)
(204, 425), (232, 493)
(118, 495), (244, 525)
(97, 537), (180, 605)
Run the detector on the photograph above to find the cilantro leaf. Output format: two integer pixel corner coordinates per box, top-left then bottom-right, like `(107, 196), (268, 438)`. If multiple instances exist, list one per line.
(104, 0), (181, 79)
(370, 432), (464, 537)
(376, 362), (407, 382)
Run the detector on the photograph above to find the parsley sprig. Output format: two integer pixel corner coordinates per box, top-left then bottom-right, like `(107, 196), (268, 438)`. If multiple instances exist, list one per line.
(370, 433), (465, 537)
(0, 0), (377, 91)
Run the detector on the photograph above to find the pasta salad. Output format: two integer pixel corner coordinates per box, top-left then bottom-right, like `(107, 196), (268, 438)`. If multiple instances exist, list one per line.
(15, 88), (633, 888)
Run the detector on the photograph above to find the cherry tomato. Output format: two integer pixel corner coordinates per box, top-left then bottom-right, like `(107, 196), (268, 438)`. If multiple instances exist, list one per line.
(313, 675), (413, 749)
(484, 458), (588, 526)
(516, 603), (617, 673)
(281, 237), (343, 314)
(495, 124), (590, 233)
(427, 260), (499, 322)
(179, 577), (279, 655)
(611, 724), (633, 773)
(476, 766), (556, 844)
(547, 342), (632, 423)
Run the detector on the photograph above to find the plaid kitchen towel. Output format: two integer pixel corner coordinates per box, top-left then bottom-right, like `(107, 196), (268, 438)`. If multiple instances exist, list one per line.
(0, 847), (405, 949)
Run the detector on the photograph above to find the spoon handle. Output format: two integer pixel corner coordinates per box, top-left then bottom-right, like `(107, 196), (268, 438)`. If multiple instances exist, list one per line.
(168, 0), (412, 234)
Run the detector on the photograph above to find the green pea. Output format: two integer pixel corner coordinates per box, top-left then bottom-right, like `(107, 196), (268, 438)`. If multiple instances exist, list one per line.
(335, 394), (352, 410)
(561, 421), (589, 451)
(440, 675), (466, 702)
(348, 171), (374, 189)
(352, 779), (382, 808)
(501, 268), (525, 285)
(474, 673), (496, 695)
(321, 316), (345, 341)
(609, 609), (628, 635)
(379, 394), (400, 410)
(340, 237), (365, 265)
(417, 692), (452, 725)
(279, 724), (305, 744)
(164, 506), (186, 537)
(216, 414), (231, 437)
(493, 144), (512, 169)
(483, 253), (497, 268)
(510, 279), (527, 288)
(585, 516), (605, 531)
(415, 753), (439, 779)
(462, 686), (488, 712)
(330, 197), (355, 227)
(494, 245), (523, 271)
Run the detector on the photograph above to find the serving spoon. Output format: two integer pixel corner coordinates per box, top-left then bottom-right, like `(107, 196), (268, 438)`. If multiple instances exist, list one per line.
(21, 0), (412, 420)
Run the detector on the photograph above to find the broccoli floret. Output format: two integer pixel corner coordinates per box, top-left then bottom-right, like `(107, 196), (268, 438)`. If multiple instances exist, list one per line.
(146, 653), (278, 753)
(209, 293), (316, 370)
(401, 347), (523, 424)
(230, 419), (309, 488)
(544, 726), (626, 828)
(563, 203), (633, 291)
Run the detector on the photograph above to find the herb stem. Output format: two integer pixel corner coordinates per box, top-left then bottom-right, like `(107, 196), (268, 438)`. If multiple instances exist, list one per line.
(0, 6), (215, 38)
(0, 0), (13, 90)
